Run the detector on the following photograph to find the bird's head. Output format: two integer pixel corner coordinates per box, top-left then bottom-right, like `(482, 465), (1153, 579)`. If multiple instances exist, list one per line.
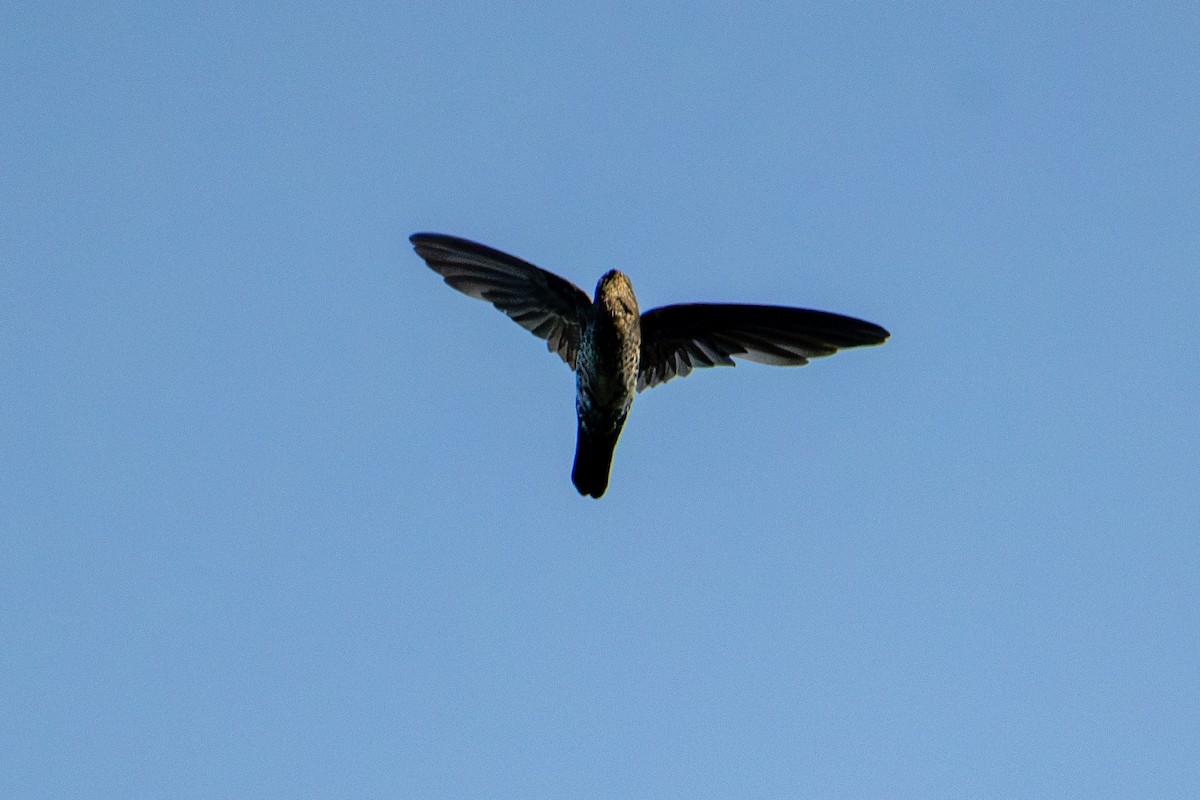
(595, 270), (639, 321)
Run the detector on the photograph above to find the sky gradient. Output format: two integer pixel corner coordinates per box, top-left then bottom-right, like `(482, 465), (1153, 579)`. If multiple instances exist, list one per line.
(3, 2), (1198, 797)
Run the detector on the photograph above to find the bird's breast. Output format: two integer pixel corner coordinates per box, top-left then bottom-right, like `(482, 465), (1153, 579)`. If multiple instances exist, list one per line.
(577, 313), (640, 416)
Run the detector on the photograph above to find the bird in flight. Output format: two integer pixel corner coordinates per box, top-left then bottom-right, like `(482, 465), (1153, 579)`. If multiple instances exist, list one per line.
(411, 233), (889, 498)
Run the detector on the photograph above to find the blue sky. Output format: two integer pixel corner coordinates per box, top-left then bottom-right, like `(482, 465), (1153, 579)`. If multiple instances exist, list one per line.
(3, 1), (1197, 797)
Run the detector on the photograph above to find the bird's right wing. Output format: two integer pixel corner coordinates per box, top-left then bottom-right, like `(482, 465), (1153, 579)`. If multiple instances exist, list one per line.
(411, 233), (593, 368)
(638, 303), (889, 390)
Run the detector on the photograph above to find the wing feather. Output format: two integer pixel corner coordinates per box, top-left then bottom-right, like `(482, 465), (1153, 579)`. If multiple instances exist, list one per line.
(411, 233), (592, 368)
(638, 303), (889, 390)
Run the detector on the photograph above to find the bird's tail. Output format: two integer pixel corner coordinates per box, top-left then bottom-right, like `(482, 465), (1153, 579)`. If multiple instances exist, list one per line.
(572, 422), (621, 499)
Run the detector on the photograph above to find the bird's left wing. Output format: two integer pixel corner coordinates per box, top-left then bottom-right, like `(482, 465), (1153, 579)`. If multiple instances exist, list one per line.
(411, 233), (593, 368)
(638, 303), (889, 390)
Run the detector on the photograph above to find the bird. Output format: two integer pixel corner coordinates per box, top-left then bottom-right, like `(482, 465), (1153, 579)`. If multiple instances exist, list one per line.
(410, 233), (889, 498)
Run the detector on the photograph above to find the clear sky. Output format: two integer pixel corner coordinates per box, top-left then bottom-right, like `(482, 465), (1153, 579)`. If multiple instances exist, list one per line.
(3, 1), (1197, 797)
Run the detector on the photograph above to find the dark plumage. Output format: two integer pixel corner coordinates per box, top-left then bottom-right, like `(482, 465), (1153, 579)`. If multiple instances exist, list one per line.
(410, 233), (889, 498)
